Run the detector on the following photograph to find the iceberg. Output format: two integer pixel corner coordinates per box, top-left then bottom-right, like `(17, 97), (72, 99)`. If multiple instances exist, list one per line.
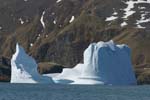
(10, 43), (53, 83)
(53, 40), (137, 85)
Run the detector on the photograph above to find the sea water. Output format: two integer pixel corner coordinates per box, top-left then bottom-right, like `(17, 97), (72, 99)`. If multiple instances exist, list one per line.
(0, 83), (150, 100)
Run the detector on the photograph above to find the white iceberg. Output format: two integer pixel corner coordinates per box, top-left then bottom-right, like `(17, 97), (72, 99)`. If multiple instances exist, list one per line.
(53, 40), (137, 85)
(10, 43), (53, 83)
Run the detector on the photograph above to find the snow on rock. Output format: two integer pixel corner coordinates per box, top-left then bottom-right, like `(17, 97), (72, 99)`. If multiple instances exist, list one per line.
(122, 0), (136, 19)
(106, 16), (118, 21)
(138, 6), (146, 10)
(53, 20), (56, 24)
(136, 24), (146, 29)
(136, 13), (150, 28)
(56, 0), (62, 3)
(53, 40), (137, 85)
(121, 22), (128, 27)
(112, 9), (118, 16)
(141, 13), (146, 20)
(106, 9), (118, 21)
(69, 16), (75, 23)
(19, 18), (24, 24)
(0, 26), (2, 30)
(122, 0), (150, 19)
(136, 16), (150, 24)
(11, 43), (53, 83)
(30, 43), (33, 47)
(36, 34), (41, 40)
(40, 11), (46, 29)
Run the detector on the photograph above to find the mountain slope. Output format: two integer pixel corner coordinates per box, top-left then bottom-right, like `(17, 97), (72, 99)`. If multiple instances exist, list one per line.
(0, 0), (150, 84)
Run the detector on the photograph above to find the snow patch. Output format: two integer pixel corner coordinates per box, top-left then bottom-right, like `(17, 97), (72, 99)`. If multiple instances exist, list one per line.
(122, 0), (136, 19)
(53, 20), (56, 24)
(36, 34), (41, 40)
(136, 12), (150, 28)
(40, 11), (46, 29)
(69, 16), (75, 23)
(121, 22), (128, 27)
(138, 6), (146, 10)
(19, 18), (24, 24)
(106, 16), (118, 21)
(56, 0), (62, 3)
(122, 0), (150, 19)
(0, 26), (2, 30)
(30, 43), (33, 47)
(106, 9), (118, 21)
(136, 24), (146, 29)
(112, 9), (118, 16)
(137, 18), (150, 24)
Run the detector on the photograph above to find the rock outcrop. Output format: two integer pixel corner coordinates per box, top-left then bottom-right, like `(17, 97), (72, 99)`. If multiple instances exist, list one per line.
(0, 56), (11, 82)
(38, 62), (65, 74)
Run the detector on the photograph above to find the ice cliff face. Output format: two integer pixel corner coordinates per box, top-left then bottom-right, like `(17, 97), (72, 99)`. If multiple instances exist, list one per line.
(10, 44), (53, 83)
(53, 40), (137, 85)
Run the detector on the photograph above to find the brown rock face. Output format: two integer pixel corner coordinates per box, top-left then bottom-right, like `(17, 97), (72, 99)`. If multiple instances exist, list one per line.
(0, 56), (11, 82)
(38, 62), (65, 74)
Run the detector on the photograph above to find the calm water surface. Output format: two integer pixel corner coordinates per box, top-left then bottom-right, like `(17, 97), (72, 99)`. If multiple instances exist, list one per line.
(0, 83), (150, 100)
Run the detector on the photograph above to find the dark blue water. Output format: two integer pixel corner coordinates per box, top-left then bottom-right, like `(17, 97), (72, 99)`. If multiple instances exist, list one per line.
(0, 83), (150, 100)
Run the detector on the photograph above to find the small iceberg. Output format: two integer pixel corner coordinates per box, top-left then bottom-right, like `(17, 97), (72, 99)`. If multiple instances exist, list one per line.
(10, 43), (53, 83)
(53, 40), (137, 85)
